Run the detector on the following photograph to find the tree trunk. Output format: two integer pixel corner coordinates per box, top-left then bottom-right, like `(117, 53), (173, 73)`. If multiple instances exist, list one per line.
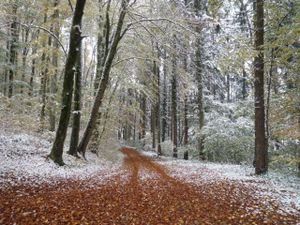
(171, 35), (178, 158)
(254, 0), (268, 175)
(29, 31), (39, 96)
(140, 92), (146, 140)
(21, 26), (29, 94)
(266, 49), (275, 143)
(194, 0), (205, 160)
(49, 0), (86, 165)
(93, 0), (110, 94)
(49, 0), (60, 132)
(183, 95), (188, 145)
(8, 3), (18, 98)
(151, 104), (156, 149)
(90, 0), (111, 149)
(29, 50), (36, 96)
(40, 12), (50, 131)
(183, 46), (189, 146)
(98, 81), (119, 142)
(3, 27), (10, 96)
(156, 49), (162, 155)
(161, 48), (167, 143)
(195, 34), (205, 160)
(68, 38), (82, 157)
(76, 0), (129, 157)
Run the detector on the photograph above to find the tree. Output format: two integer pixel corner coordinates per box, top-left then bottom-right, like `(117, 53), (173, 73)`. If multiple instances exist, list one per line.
(77, 0), (131, 157)
(68, 27), (82, 157)
(194, 0), (205, 160)
(8, 1), (19, 98)
(49, 0), (86, 165)
(254, 0), (268, 174)
(155, 45), (162, 155)
(49, 0), (61, 132)
(171, 35), (178, 158)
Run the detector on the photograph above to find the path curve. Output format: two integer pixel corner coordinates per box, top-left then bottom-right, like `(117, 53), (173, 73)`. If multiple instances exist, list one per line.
(0, 147), (299, 224)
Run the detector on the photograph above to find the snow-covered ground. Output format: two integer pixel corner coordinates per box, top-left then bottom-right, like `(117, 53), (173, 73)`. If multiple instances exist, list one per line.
(0, 131), (123, 188)
(1, 128), (299, 214)
(154, 156), (300, 214)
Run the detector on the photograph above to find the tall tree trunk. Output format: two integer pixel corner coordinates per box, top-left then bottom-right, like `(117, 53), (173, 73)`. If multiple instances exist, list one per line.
(8, 3), (18, 98)
(194, 0), (205, 160)
(140, 92), (146, 140)
(40, 12), (50, 131)
(151, 104), (156, 149)
(29, 49), (36, 96)
(183, 46), (189, 146)
(3, 27), (10, 96)
(195, 34), (205, 160)
(161, 48), (167, 143)
(29, 31), (39, 96)
(49, 0), (60, 132)
(254, 0), (268, 174)
(239, 0), (248, 101)
(21, 26), (29, 94)
(49, 0), (86, 165)
(171, 35), (178, 158)
(68, 38), (82, 157)
(266, 49), (275, 143)
(77, 0), (129, 157)
(98, 80), (119, 142)
(93, 0), (110, 94)
(156, 48), (162, 155)
(183, 95), (188, 145)
(90, 0), (111, 150)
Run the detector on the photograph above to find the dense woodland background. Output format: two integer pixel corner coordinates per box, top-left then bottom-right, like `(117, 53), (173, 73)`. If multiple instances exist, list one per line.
(0, 0), (299, 175)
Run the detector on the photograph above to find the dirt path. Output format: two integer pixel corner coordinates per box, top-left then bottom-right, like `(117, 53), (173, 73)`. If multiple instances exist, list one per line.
(1, 147), (299, 224)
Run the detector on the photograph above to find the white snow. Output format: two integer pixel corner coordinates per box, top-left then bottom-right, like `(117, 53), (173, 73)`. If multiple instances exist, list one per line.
(157, 157), (300, 213)
(0, 131), (122, 188)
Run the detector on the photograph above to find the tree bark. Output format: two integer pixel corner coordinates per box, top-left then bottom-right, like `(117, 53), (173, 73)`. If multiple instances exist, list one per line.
(93, 0), (110, 94)
(8, 3), (18, 98)
(40, 12), (51, 131)
(183, 95), (188, 145)
(49, 0), (86, 165)
(90, 0), (111, 150)
(194, 0), (205, 160)
(161, 48), (167, 143)
(254, 0), (268, 174)
(21, 26), (30, 94)
(140, 92), (146, 140)
(156, 46), (162, 155)
(3, 27), (10, 96)
(195, 34), (205, 160)
(171, 35), (178, 158)
(49, 0), (60, 132)
(68, 38), (82, 157)
(151, 104), (156, 149)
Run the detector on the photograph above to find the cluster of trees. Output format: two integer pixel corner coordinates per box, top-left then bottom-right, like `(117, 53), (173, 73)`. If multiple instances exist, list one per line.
(0, 0), (299, 175)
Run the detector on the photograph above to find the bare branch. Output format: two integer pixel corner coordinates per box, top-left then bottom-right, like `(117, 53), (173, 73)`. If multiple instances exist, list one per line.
(17, 22), (67, 56)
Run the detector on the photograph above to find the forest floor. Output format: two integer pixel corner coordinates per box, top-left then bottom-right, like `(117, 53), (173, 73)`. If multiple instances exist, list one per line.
(1, 136), (300, 225)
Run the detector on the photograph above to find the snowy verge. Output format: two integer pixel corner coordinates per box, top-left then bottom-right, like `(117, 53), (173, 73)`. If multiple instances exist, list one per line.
(152, 156), (300, 213)
(0, 131), (122, 188)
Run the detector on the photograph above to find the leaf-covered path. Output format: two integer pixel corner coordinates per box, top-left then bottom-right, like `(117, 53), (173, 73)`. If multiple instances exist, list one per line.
(1, 147), (299, 224)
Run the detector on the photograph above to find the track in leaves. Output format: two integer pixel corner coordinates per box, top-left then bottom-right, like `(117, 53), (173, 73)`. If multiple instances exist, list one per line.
(1, 147), (299, 224)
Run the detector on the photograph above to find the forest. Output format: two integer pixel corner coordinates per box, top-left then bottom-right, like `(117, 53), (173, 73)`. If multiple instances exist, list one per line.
(0, 0), (300, 224)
